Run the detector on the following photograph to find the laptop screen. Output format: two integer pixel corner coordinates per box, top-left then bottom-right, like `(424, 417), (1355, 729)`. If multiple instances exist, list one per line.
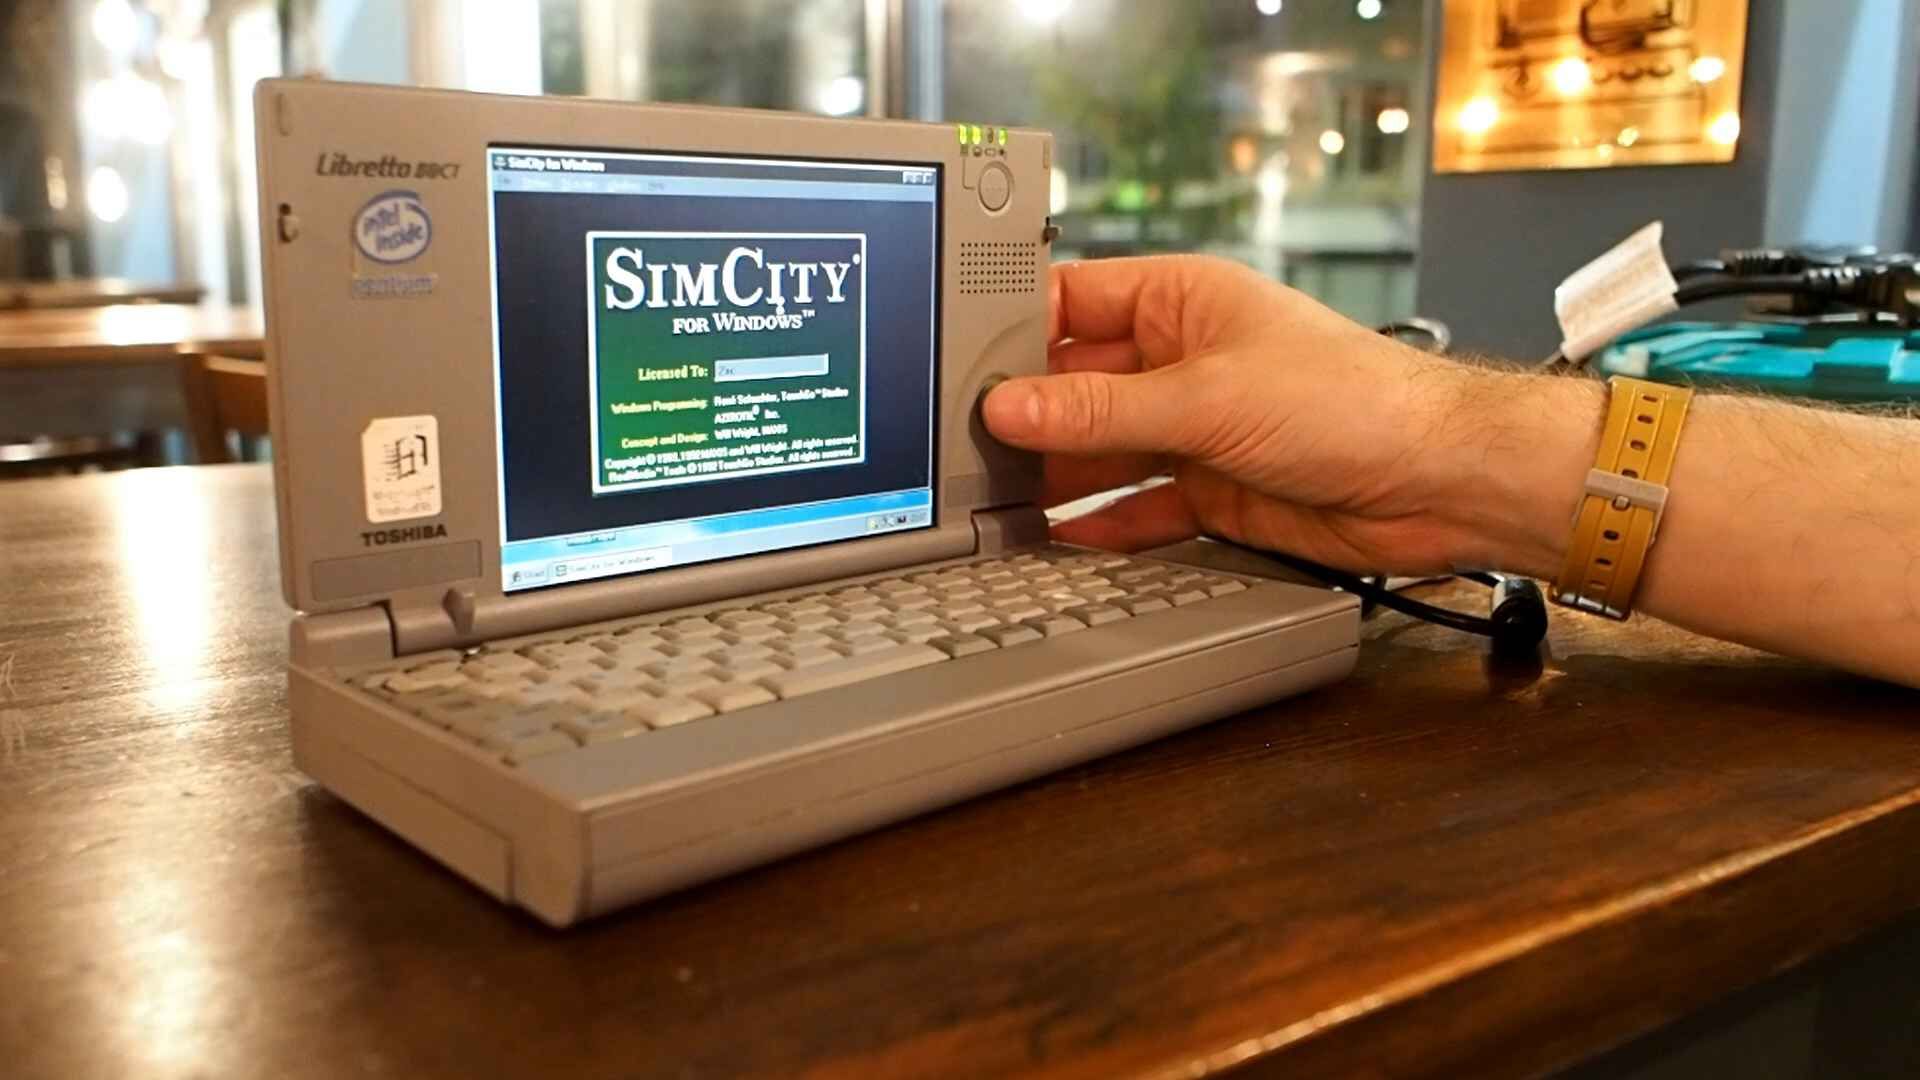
(486, 146), (941, 593)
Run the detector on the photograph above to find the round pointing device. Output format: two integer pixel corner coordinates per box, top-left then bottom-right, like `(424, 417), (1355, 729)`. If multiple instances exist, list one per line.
(978, 163), (1012, 212)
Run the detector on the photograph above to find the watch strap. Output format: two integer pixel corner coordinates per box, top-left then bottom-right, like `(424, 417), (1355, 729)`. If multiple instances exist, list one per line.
(1553, 376), (1693, 619)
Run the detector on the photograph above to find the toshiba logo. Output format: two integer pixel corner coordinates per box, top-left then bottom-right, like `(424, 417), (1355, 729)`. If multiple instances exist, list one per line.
(360, 523), (448, 547)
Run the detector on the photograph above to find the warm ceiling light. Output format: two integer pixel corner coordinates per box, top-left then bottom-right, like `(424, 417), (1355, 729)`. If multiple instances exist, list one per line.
(1376, 107), (1410, 134)
(1255, 0), (1283, 14)
(1318, 129), (1346, 155)
(1689, 56), (1726, 84)
(1708, 111), (1742, 146)
(1457, 96), (1500, 135)
(1356, 0), (1383, 19)
(1549, 57), (1592, 96)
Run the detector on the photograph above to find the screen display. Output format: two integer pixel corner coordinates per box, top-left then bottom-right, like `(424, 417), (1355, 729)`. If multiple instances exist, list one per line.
(487, 146), (940, 593)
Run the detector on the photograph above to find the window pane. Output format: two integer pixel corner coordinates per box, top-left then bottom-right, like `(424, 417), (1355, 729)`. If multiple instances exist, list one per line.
(936, 0), (1428, 326)
(543, 0), (870, 118)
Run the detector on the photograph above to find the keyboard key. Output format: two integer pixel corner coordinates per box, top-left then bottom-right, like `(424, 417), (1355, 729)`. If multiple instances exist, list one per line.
(929, 633), (996, 658)
(594, 644), (672, 668)
(1066, 603), (1129, 627)
(1168, 587), (1208, 606)
(887, 626), (946, 645)
(452, 708), (559, 745)
(656, 672), (722, 697)
(778, 614), (838, 633)
(644, 657), (716, 679)
(384, 667), (469, 695)
(572, 669), (658, 695)
(714, 610), (777, 630)
(883, 609), (938, 628)
(718, 659), (784, 682)
(501, 731), (580, 765)
(835, 620), (888, 640)
(555, 711), (648, 744)
(465, 652), (540, 678)
(776, 631), (834, 652)
(667, 617), (719, 636)
(523, 642), (605, 669)
(1115, 595), (1173, 615)
(1023, 615), (1086, 638)
(1076, 586), (1127, 603)
(886, 594), (941, 611)
(779, 645), (841, 669)
(932, 600), (986, 619)
(761, 643), (947, 699)
(693, 683), (778, 713)
(873, 579), (926, 597)
(509, 682), (590, 709)
(724, 625), (783, 645)
(711, 642), (776, 665)
(626, 696), (714, 728)
(833, 636), (898, 657)
(836, 602), (889, 621)
(1202, 577), (1248, 597)
(990, 600), (1047, 622)
(979, 624), (1043, 648)
(941, 613), (1001, 634)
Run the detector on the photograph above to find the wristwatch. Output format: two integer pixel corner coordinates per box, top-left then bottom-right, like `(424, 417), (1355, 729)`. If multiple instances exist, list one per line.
(1552, 376), (1694, 620)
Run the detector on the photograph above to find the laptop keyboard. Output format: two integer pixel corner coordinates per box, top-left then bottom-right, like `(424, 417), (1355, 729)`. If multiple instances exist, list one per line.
(345, 548), (1249, 766)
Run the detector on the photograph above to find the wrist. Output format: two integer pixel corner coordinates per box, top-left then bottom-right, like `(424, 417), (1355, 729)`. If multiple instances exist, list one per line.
(1412, 366), (1606, 579)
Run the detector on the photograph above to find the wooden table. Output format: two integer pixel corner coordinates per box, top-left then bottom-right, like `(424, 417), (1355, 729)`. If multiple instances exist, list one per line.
(0, 278), (207, 311)
(0, 303), (264, 442)
(3, 465), (1918, 1079)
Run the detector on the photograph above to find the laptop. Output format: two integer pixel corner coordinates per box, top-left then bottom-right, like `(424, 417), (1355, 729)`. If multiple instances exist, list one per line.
(256, 80), (1360, 926)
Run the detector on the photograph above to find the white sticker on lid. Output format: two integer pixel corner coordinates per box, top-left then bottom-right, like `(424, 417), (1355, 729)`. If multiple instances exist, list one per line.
(1554, 221), (1679, 363)
(361, 415), (442, 523)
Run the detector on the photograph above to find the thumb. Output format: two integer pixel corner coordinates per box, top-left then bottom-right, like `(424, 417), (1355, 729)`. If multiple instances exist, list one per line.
(982, 369), (1193, 456)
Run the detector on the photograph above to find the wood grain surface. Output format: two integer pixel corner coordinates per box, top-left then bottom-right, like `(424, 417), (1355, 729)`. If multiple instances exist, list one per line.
(2, 465), (1917, 1079)
(0, 303), (262, 367)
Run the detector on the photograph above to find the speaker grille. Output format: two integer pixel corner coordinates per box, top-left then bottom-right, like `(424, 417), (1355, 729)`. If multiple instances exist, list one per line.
(957, 240), (1040, 295)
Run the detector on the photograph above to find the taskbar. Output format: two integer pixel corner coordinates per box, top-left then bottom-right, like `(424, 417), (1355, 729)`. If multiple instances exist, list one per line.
(500, 488), (933, 593)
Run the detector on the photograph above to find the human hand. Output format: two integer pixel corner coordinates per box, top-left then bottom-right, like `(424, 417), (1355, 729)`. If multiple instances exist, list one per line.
(980, 255), (1598, 578)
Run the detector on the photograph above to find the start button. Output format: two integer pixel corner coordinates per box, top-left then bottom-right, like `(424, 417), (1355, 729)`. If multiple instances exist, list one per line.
(978, 163), (1012, 212)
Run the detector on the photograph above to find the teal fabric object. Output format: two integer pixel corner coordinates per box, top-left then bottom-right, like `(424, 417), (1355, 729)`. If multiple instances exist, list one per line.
(1594, 322), (1920, 403)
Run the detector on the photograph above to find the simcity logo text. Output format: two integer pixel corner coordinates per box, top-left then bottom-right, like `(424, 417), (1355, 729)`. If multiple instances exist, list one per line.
(602, 246), (859, 316)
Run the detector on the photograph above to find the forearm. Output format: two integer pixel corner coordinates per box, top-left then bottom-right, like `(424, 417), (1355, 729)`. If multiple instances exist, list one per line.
(1445, 371), (1920, 685)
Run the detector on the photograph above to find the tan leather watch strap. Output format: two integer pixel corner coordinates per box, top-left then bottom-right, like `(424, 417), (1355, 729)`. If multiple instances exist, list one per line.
(1553, 376), (1693, 620)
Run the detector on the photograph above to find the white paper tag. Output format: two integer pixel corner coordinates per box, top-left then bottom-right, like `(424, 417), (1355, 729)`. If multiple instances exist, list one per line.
(361, 415), (442, 523)
(1554, 222), (1679, 363)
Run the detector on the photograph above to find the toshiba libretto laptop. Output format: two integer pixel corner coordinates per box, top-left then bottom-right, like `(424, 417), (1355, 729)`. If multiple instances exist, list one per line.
(256, 80), (1360, 926)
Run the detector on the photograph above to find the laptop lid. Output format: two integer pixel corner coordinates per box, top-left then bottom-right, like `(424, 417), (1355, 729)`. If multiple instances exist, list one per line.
(255, 81), (1050, 648)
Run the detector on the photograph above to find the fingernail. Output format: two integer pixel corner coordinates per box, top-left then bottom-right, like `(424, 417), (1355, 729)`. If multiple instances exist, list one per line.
(984, 380), (1038, 435)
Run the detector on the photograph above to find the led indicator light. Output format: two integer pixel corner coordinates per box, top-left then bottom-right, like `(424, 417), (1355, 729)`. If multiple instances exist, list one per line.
(957, 123), (968, 145)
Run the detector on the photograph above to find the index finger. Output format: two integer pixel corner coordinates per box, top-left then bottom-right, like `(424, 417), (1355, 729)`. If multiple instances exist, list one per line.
(1049, 255), (1202, 346)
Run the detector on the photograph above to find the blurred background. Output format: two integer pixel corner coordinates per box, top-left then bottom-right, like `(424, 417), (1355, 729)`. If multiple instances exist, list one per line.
(1, 0), (1915, 474)
(0, 0), (1428, 325)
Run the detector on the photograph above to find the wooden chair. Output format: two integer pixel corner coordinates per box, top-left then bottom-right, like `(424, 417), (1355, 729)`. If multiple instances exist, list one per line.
(178, 353), (269, 464)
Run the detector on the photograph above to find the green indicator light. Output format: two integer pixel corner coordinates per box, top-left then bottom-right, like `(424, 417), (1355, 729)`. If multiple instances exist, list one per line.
(997, 127), (1008, 146)
(956, 123), (968, 145)
(971, 124), (983, 145)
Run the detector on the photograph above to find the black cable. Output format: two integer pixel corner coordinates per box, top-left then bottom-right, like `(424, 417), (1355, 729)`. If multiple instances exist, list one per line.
(1671, 258), (1728, 282)
(1672, 275), (1848, 306)
(1202, 536), (1547, 652)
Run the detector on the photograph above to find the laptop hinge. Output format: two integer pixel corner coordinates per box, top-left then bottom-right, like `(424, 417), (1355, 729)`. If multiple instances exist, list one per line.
(289, 606), (400, 669)
(347, 508), (1048, 659)
(971, 504), (1049, 553)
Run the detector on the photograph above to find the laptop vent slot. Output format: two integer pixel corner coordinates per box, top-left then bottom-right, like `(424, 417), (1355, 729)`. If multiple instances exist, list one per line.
(957, 241), (1040, 295)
